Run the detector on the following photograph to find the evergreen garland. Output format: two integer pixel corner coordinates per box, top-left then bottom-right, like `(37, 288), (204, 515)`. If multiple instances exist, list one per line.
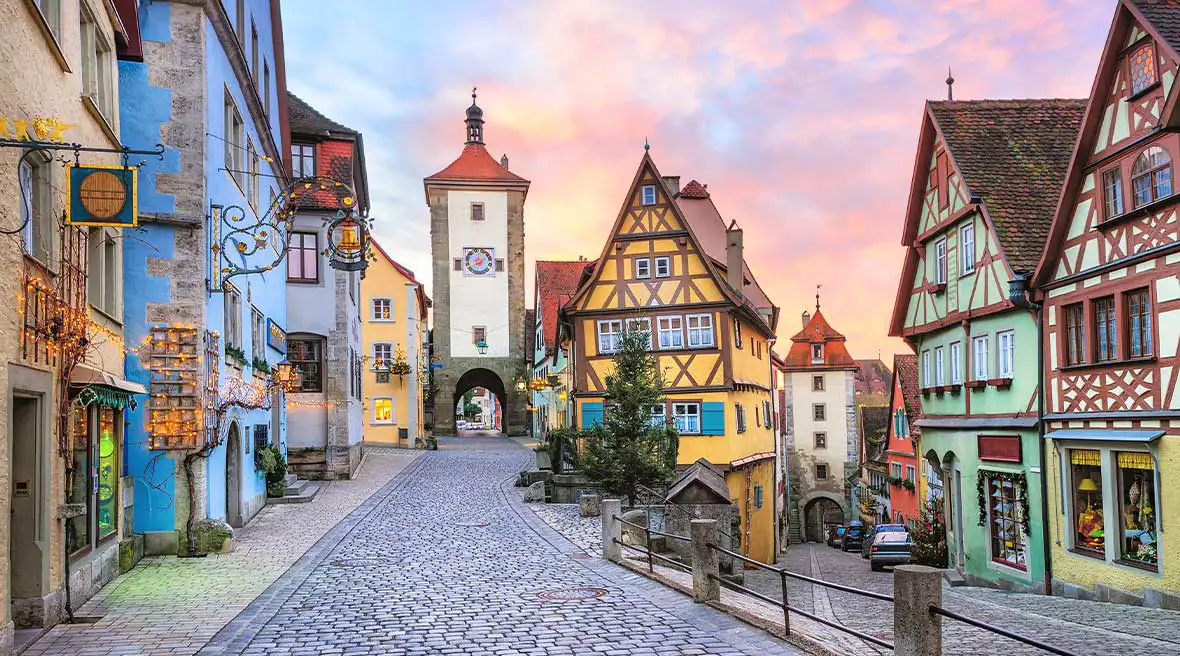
(976, 469), (1031, 535)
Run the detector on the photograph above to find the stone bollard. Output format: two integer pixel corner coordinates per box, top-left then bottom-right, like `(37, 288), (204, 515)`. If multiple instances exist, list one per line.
(690, 519), (720, 603)
(893, 564), (942, 656)
(601, 499), (622, 562)
(579, 493), (601, 518)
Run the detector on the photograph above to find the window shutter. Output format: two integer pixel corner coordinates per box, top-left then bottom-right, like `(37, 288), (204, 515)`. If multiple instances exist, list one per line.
(701, 402), (725, 435)
(453, 258), (462, 271)
(581, 402), (603, 429)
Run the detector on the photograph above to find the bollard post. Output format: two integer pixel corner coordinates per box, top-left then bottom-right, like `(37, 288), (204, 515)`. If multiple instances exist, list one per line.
(893, 564), (942, 656)
(601, 499), (622, 562)
(690, 519), (720, 603)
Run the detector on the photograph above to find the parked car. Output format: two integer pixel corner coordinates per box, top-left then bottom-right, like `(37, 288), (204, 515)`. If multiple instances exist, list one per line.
(841, 521), (866, 552)
(869, 531), (913, 571)
(861, 524), (909, 559)
(457, 420), (468, 430)
(826, 525), (847, 547)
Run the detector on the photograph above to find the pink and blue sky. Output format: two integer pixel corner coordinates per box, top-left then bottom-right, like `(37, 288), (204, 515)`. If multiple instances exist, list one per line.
(283, 0), (1116, 361)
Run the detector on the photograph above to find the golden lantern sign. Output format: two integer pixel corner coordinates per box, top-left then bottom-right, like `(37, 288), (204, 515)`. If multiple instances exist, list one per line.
(67, 164), (138, 227)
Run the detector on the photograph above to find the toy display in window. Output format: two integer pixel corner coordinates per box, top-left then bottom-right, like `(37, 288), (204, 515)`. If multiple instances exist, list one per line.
(1074, 470), (1104, 553)
(1117, 452), (1157, 566)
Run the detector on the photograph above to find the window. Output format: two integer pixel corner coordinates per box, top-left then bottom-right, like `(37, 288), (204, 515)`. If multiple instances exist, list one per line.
(986, 475), (1027, 569)
(68, 406), (119, 558)
(1129, 42), (1157, 95)
(291, 143), (315, 179)
(87, 228), (119, 317)
(1094, 296), (1117, 362)
(1064, 303), (1085, 366)
(289, 338), (323, 392)
(1131, 146), (1172, 208)
(262, 61), (270, 116)
(597, 320), (622, 354)
(754, 485), (764, 509)
(990, 330), (1013, 380)
(655, 256), (671, 278)
(1102, 168), (1126, 218)
(224, 91), (245, 191)
(19, 153), (54, 265)
(373, 398), (393, 424)
(934, 346), (945, 386)
(763, 400), (772, 428)
(673, 403), (700, 434)
(635, 258), (651, 279)
(287, 232), (319, 281)
(34, 0), (61, 41)
(906, 465), (915, 482)
(250, 307), (264, 363)
(250, 20), (258, 74)
(373, 342), (392, 368)
(224, 286), (242, 351)
(1127, 288), (1153, 358)
(371, 298), (392, 321)
(813, 404), (825, 421)
(972, 336), (989, 381)
(641, 185), (656, 205)
(687, 314), (714, 347)
(893, 408), (908, 439)
(960, 224), (975, 275)
(1070, 449), (1104, 556)
(658, 316), (683, 349)
(812, 375), (824, 392)
(733, 317), (743, 348)
(922, 350), (931, 387)
(950, 342), (962, 385)
(891, 462), (903, 479)
(1116, 451), (1157, 568)
(816, 463), (829, 480)
(814, 432), (826, 448)
(649, 404), (666, 428)
(247, 139), (259, 209)
(472, 326), (486, 347)
(625, 317), (652, 349)
(811, 343), (824, 364)
(471, 202), (484, 221)
(736, 403), (746, 433)
(80, 6), (114, 121)
(934, 237), (947, 285)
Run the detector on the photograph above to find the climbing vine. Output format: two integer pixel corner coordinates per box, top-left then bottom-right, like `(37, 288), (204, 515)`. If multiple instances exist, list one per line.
(976, 469), (1030, 535)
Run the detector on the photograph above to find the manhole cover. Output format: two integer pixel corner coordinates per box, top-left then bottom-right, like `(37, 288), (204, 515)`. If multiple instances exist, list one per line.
(329, 557), (402, 568)
(456, 521), (490, 528)
(536, 587), (608, 601)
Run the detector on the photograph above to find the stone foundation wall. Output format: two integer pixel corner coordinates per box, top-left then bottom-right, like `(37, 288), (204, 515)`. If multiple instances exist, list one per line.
(13, 538), (119, 628)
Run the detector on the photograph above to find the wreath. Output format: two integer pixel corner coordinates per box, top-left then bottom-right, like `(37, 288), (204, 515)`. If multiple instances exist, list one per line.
(976, 469), (1031, 535)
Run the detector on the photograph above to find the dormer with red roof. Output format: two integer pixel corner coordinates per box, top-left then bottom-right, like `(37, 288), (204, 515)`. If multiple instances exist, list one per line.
(781, 304), (860, 372)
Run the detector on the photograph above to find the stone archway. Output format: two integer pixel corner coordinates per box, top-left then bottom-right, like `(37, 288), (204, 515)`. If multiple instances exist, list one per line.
(452, 368), (508, 434)
(800, 491), (847, 543)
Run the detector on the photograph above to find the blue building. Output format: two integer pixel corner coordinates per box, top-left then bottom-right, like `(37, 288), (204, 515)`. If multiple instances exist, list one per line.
(118, 0), (290, 553)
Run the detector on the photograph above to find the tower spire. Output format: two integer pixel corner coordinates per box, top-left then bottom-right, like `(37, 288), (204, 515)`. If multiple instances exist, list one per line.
(465, 87), (485, 145)
(946, 67), (955, 101)
(816, 284), (821, 313)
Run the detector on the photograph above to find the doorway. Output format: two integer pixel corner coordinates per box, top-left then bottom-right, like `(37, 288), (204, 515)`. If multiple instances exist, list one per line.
(10, 394), (45, 605)
(226, 423), (242, 528)
(803, 497), (844, 543)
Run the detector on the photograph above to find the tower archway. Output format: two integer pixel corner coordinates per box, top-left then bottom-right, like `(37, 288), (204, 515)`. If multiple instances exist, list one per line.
(452, 368), (508, 434)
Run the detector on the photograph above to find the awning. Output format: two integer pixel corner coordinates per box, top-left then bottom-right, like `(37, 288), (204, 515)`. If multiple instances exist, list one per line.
(1044, 429), (1165, 443)
(70, 364), (148, 394)
(70, 365), (146, 410)
(730, 452), (775, 468)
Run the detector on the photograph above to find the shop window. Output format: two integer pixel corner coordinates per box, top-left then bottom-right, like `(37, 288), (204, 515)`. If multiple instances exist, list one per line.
(373, 398), (394, 424)
(1070, 449), (1104, 557)
(1116, 452), (1157, 569)
(1094, 296), (1117, 362)
(986, 475), (1026, 570)
(68, 406), (119, 559)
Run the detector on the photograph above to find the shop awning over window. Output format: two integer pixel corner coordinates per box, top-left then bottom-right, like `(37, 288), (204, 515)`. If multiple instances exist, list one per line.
(70, 364), (147, 410)
(1044, 429), (1164, 443)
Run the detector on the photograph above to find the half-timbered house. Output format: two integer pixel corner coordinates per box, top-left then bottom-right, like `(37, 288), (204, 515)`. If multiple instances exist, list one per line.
(1033, 0), (1180, 607)
(530, 260), (590, 435)
(565, 153), (780, 562)
(890, 98), (1084, 592)
(884, 354), (922, 529)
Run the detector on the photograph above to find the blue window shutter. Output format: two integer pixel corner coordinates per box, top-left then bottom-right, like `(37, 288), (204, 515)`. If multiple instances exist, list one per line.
(581, 402), (603, 429)
(701, 402), (725, 435)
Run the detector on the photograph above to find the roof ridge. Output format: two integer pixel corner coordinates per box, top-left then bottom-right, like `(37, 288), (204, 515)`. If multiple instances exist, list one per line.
(287, 91), (356, 134)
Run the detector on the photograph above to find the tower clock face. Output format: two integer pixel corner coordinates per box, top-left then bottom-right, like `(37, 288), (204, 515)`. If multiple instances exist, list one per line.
(463, 247), (494, 276)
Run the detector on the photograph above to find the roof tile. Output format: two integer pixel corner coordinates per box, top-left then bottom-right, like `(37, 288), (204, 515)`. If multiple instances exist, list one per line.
(535, 260), (589, 351)
(781, 310), (858, 369)
(426, 144), (530, 183)
(1131, 0), (1180, 56)
(288, 92), (356, 136)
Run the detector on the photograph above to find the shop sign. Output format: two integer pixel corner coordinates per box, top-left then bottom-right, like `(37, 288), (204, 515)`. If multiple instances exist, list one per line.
(67, 164), (138, 227)
(266, 319), (287, 354)
(978, 435), (1022, 463)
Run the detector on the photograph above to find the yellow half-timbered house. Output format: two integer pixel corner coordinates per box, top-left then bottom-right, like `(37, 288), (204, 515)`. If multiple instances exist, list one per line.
(566, 153), (780, 562)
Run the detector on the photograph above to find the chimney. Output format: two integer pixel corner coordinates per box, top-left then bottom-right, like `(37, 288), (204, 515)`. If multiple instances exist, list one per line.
(726, 224), (744, 297)
(661, 175), (681, 196)
(500, 154), (509, 170)
(802, 311), (811, 327)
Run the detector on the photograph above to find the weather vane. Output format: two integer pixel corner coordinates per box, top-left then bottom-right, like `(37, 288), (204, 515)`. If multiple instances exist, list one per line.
(816, 284), (822, 312)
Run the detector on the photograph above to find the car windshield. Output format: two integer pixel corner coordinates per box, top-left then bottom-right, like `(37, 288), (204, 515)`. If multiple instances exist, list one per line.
(876, 532), (909, 543)
(846, 526), (864, 536)
(835, 527), (846, 535)
(877, 524), (907, 533)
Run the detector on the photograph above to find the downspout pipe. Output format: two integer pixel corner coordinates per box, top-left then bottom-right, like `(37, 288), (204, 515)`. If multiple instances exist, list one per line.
(1008, 273), (1052, 596)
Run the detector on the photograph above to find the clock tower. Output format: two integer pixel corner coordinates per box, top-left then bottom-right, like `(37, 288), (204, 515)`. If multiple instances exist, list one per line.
(425, 92), (530, 435)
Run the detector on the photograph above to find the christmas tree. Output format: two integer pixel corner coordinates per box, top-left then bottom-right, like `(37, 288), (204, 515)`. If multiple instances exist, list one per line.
(911, 497), (948, 568)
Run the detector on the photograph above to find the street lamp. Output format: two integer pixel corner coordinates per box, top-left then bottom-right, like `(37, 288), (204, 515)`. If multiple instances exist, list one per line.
(273, 359), (303, 392)
(476, 338), (489, 355)
(515, 378), (527, 393)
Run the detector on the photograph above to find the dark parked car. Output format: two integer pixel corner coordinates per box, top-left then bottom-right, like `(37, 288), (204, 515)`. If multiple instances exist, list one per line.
(869, 531), (913, 571)
(841, 522), (866, 552)
(826, 525), (846, 547)
(861, 524), (909, 559)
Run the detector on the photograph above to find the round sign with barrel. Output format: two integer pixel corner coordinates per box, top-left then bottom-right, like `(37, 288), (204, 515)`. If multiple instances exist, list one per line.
(69, 165), (137, 226)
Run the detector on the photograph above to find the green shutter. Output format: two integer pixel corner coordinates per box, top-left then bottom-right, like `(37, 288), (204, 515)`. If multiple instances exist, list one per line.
(701, 402), (725, 435)
(581, 402), (603, 429)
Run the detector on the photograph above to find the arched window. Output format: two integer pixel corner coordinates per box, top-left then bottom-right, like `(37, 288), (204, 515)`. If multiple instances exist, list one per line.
(1131, 146), (1172, 208)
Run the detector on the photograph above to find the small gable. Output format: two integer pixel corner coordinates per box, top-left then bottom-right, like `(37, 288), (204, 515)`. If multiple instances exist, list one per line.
(666, 458), (732, 505)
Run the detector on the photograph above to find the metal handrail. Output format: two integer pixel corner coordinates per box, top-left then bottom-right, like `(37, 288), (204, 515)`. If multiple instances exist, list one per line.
(636, 484), (737, 541)
(612, 538), (692, 574)
(708, 543), (894, 603)
(929, 605), (1082, 656)
(612, 515), (691, 543)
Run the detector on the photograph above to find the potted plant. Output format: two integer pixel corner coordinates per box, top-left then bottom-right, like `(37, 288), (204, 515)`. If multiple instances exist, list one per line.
(225, 345), (247, 368)
(256, 446), (288, 497)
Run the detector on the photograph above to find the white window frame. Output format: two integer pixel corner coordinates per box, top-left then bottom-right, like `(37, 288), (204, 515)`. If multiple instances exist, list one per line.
(657, 316), (684, 349)
(597, 319), (623, 354)
(80, 4), (115, 122)
(922, 350), (932, 387)
(998, 330), (1015, 379)
(906, 464), (916, 482)
(655, 256), (671, 278)
(625, 317), (652, 350)
(960, 223), (976, 275)
(649, 404), (666, 428)
(20, 153), (55, 266)
(934, 237), (948, 285)
(672, 402), (700, 434)
(950, 341), (963, 385)
(934, 346), (945, 386)
(973, 335), (990, 381)
(891, 463), (903, 478)
(811, 343), (824, 364)
(224, 286), (243, 350)
(372, 342), (393, 368)
(641, 185), (657, 206)
(686, 314), (714, 348)
(634, 258), (651, 279)
(372, 397), (394, 425)
(224, 89), (244, 190)
(250, 307), (265, 362)
(87, 227), (121, 318)
(371, 297), (393, 322)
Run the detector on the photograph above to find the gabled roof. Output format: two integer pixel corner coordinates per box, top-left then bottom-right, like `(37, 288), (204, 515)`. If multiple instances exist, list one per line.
(781, 309), (858, 370)
(861, 405), (892, 462)
(1131, 0), (1180, 55)
(854, 359), (891, 398)
(535, 260), (589, 353)
(370, 237), (431, 318)
(425, 143), (530, 184)
(666, 458), (732, 505)
(288, 92), (356, 136)
(893, 353), (922, 427)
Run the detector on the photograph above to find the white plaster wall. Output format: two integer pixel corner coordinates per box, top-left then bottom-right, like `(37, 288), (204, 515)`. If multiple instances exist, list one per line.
(287, 215), (336, 337)
(287, 400), (328, 449)
(789, 370), (853, 477)
(447, 190), (510, 357)
(405, 282), (421, 441)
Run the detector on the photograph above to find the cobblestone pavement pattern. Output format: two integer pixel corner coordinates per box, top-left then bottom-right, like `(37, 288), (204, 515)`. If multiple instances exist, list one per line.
(25, 447), (421, 656)
(205, 436), (800, 655)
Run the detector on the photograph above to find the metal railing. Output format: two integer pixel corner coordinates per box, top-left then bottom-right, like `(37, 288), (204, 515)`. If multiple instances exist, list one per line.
(613, 515), (691, 574)
(928, 605), (1081, 656)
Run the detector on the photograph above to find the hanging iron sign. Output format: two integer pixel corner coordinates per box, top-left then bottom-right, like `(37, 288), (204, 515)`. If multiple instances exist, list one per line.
(325, 209), (372, 272)
(67, 164), (138, 227)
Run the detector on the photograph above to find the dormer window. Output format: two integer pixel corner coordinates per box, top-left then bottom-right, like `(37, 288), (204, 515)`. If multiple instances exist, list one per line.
(1132, 146), (1172, 208)
(1130, 42), (1157, 96)
(811, 343), (824, 364)
(641, 185), (656, 206)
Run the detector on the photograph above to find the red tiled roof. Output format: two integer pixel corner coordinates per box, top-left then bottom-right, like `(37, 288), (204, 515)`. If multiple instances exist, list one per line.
(425, 143), (530, 183)
(535, 260), (588, 351)
(893, 353), (922, 430)
(678, 179), (710, 199)
(781, 309), (858, 369)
